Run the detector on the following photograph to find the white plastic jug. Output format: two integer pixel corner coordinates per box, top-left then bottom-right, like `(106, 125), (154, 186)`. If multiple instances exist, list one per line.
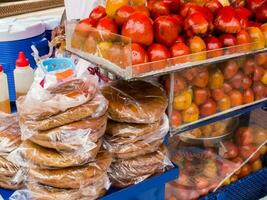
(14, 52), (34, 99)
(0, 65), (11, 113)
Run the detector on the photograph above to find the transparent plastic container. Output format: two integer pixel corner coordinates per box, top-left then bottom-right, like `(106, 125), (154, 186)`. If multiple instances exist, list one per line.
(162, 52), (267, 132)
(66, 21), (267, 80)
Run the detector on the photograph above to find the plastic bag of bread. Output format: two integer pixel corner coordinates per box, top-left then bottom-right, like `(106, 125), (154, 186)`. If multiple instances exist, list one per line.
(10, 174), (110, 200)
(101, 80), (168, 124)
(0, 112), (21, 153)
(8, 140), (103, 169)
(0, 155), (25, 189)
(166, 147), (237, 200)
(27, 113), (108, 152)
(16, 62), (98, 122)
(19, 92), (108, 139)
(104, 114), (169, 159)
(109, 145), (173, 188)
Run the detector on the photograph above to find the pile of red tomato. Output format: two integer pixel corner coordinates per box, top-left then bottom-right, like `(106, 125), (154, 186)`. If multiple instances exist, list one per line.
(72, 0), (267, 74)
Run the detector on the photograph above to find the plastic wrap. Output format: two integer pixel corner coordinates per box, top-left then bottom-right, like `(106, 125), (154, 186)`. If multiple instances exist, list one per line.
(16, 64), (98, 121)
(10, 174), (110, 200)
(28, 113), (107, 152)
(8, 140), (103, 169)
(27, 151), (112, 189)
(0, 112), (21, 153)
(104, 114), (169, 159)
(167, 109), (267, 200)
(166, 147), (237, 200)
(19, 92), (108, 136)
(0, 155), (24, 190)
(101, 80), (168, 124)
(109, 145), (173, 188)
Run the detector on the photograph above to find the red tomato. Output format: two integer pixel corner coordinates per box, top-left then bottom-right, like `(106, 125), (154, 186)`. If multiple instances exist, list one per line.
(204, 0), (223, 13)
(170, 42), (190, 57)
(184, 12), (209, 35)
(96, 17), (118, 40)
(75, 18), (95, 37)
(163, 0), (180, 14)
(114, 5), (136, 26)
(154, 16), (180, 47)
(122, 12), (154, 46)
(149, 0), (171, 19)
(130, 43), (149, 65)
(200, 99), (217, 117)
(205, 36), (223, 58)
(147, 44), (170, 70)
(219, 33), (237, 47)
(89, 6), (107, 23)
(147, 44), (171, 61)
(256, 3), (267, 22)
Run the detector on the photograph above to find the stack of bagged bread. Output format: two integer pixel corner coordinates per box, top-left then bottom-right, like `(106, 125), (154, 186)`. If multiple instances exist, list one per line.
(10, 68), (112, 200)
(102, 80), (173, 188)
(0, 112), (24, 189)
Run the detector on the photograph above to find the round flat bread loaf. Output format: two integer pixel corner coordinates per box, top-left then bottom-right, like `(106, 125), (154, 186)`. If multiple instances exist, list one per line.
(105, 139), (163, 159)
(0, 123), (21, 153)
(109, 145), (170, 188)
(21, 140), (102, 168)
(101, 80), (168, 124)
(0, 156), (19, 177)
(17, 79), (97, 121)
(27, 175), (108, 200)
(29, 113), (107, 152)
(28, 152), (112, 189)
(20, 92), (108, 131)
(0, 176), (24, 190)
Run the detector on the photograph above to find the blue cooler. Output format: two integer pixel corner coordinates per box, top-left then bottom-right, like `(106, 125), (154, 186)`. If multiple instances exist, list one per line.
(0, 19), (46, 101)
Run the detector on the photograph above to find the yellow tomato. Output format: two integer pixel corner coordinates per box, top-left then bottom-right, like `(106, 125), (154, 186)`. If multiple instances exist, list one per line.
(173, 90), (192, 110)
(106, 0), (129, 17)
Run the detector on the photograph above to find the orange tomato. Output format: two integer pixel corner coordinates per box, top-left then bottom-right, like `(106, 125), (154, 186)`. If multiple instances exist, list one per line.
(247, 27), (265, 50)
(189, 36), (207, 61)
(171, 110), (182, 128)
(243, 88), (255, 104)
(217, 95), (231, 111)
(173, 90), (192, 110)
(182, 103), (200, 123)
(229, 90), (243, 107)
(251, 159), (262, 172)
(209, 69), (224, 89)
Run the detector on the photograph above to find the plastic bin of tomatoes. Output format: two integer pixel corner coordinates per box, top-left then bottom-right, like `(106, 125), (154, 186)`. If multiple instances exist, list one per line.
(165, 109), (267, 200)
(65, 0), (267, 79)
(163, 52), (267, 131)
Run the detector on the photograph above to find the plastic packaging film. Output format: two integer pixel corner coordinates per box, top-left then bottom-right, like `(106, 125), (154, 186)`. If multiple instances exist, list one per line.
(166, 147), (237, 200)
(0, 112), (25, 189)
(108, 145), (173, 188)
(17, 67), (97, 120)
(28, 113), (108, 153)
(9, 174), (110, 200)
(166, 109), (267, 200)
(19, 91), (108, 139)
(0, 112), (21, 153)
(101, 80), (168, 124)
(104, 114), (169, 159)
(8, 139), (103, 169)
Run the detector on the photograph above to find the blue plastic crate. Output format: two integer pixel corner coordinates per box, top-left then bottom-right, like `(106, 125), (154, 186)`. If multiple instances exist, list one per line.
(0, 167), (179, 200)
(201, 168), (267, 200)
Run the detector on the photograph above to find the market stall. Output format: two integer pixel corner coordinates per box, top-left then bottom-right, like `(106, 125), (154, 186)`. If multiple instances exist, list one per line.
(0, 0), (266, 199)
